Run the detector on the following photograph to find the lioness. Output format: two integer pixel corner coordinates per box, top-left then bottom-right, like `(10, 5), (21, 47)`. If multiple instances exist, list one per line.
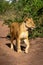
(10, 18), (35, 53)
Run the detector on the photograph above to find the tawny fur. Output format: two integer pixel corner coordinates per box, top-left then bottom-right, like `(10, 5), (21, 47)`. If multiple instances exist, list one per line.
(10, 18), (35, 53)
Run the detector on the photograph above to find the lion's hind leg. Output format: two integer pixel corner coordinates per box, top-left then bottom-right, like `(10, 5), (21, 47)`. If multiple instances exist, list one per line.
(11, 34), (14, 50)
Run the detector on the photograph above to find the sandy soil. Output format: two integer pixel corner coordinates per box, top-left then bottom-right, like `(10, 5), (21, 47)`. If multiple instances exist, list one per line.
(0, 21), (43, 65)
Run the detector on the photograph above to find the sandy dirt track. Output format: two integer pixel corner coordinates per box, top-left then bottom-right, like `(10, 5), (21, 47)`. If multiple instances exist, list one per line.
(0, 21), (43, 65)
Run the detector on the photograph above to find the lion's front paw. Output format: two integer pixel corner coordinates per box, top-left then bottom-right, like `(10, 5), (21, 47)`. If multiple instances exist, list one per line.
(24, 50), (28, 54)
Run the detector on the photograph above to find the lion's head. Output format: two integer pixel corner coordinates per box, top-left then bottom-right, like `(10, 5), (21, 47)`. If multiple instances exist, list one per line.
(24, 18), (35, 29)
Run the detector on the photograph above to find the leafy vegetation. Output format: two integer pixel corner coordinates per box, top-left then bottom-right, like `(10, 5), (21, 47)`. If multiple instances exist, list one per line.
(0, 0), (43, 38)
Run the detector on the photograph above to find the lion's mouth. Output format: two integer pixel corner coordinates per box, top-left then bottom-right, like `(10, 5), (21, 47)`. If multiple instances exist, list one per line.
(25, 25), (31, 31)
(25, 25), (29, 29)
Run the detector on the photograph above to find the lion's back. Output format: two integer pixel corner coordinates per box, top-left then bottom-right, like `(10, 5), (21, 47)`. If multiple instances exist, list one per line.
(10, 22), (20, 38)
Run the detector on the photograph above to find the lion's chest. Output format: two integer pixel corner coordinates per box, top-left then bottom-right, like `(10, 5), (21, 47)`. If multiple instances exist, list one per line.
(19, 31), (28, 38)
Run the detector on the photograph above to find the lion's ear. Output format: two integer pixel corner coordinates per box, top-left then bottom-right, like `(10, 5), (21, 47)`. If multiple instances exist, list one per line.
(24, 17), (28, 23)
(30, 18), (33, 20)
(25, 17), (28, 21)
(24, 20), (26, 23)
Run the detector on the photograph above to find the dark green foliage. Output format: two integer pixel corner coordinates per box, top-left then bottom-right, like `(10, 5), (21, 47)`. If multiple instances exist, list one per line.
(0, 0), (10, 14)
(4, 19), (13, 25)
